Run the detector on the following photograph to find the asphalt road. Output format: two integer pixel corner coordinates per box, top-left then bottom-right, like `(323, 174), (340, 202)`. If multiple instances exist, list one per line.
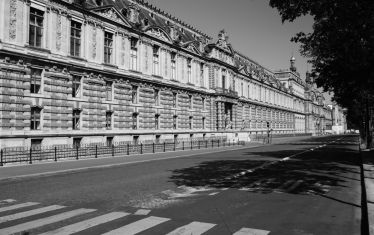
(0, 135), (362, 235)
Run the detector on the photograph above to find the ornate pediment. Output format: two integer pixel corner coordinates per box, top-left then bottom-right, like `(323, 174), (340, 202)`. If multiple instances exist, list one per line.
(92, 7), (131, 26)
(184, 42), (201, 55)
(145, 27), (172, 43)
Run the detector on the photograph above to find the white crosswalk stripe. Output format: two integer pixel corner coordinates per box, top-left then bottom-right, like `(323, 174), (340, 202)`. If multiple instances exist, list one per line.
(39, 212), (129, 235)
(0, 208), (96, 235)
(166, 221), (216, 235)
(0, 202), (39, 213)
(102, 216), (170, 235)
(0, 205), (65, 224)
(233, 227), (270, 235)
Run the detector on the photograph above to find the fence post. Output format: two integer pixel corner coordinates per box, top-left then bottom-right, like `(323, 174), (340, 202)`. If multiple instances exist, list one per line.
(112, 144), (115, 157)
(95, 145), (98, 158)
(183, 141), (185, 150)
(206, 140), (208, 148)
(174, 141), (176, 151)
(127, 143), (130, 155)
(29, 147), (32, 164)
(198, 141), (200, 149)
(76, 145), (79, 160)
(164, 142), (166, 152)
(140, 143), (143, 154)
(229, 140), (230, 146)
(212, 140), (213, 148)
(218, 139), (220, 147)
(153, 143), (155, 153)
(54, 147), (57, 162)
(191, 140), (193, 150)
(0, 149), (3, 166)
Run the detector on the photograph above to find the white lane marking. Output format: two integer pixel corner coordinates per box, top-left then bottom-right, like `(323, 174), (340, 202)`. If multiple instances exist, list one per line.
(134, 209), (151, 215)
(102, 216), (170, 235)
(281, 157), (290, 161)
(0, 208), (96, 235)
(0, 205), (65, 224)
(208, 192), (219, 196)
(221, 188), (229, 191)
(0, 202), (39, 213)
(39, 212), (129, 235)
(0, 199), (16, 203)
(233, 227), (270, 235)
(166, 221), (216, 235)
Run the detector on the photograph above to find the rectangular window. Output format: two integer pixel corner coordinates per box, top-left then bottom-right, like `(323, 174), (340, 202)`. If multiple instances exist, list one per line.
(154, 89), (159, 106)
(202, 97), (205, 110)
(30, 107), (41, 130)
(200, 63), (204, 87)
(189, 95), (193, 109)
(106, 81), (113, 101)
(72, 75), (81, 98)
(72, 109), (81, 130)
(29, 8), (44, 48)
(173, 92), (177, 108)
(187, 59), (192, 83)
(104, 32), (113, 64)
(31, 139), (42, 149)
(155, 114), (159, 129)
(173, 115), (177, 129)
(171, 53), (176, 80)
(107, 137), (113, 147)
(70, 21), (81, 57)
(153, 46), (160, 75)
(130, 38), (138, 70)
(202, 117), (205, 129)
(106, 111), (112, 129)
(30, 68), (42, 94)
(189, 116), (193, 129)
(222, 75), (226, 89)
(73, 138), (81, 147)
(132, 85), (138, 104)
(132, 113), (138, 130)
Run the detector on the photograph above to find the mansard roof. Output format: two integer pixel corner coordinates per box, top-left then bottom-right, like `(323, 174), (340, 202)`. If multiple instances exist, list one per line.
(85, 0), (211, 48)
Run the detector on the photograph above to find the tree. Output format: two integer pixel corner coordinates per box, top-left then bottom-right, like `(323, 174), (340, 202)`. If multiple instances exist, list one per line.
(269, 0), (374, 148)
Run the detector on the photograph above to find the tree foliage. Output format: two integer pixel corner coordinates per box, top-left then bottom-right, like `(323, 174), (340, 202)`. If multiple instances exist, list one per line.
(269, 0), (374, 109)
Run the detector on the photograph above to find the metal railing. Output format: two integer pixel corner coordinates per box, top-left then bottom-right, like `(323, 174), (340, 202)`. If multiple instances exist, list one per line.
(0, 137), (245, 166)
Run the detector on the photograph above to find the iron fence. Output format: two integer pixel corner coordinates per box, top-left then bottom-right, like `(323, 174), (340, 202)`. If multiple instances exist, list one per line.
(0, 137), (245, 166)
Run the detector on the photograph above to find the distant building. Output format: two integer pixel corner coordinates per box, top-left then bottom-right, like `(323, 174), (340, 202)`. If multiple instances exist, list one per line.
(0, 0), (333, 148)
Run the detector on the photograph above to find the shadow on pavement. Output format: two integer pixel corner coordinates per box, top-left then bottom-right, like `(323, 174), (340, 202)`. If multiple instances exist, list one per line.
(169, 144), (360, 199)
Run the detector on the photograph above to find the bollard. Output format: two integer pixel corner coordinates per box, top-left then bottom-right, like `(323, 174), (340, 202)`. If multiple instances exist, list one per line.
(127, 143), (130, 155)
(95, 145), (98, 158)
(112, 144), (115, 157)
(76, 145), (79, 160)
(29, 147), (32, 164)
(140, 143), (143, 154)
(153, 143), (155, 153)
(54, 147), (57, 162)
(0, 149), (3, 166)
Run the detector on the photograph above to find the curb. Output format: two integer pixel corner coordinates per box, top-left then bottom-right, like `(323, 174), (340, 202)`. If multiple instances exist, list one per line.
(362, 149), (374, 235)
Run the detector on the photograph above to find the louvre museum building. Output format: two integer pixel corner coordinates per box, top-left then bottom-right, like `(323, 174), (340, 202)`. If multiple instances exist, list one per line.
(0, 0), (334, 148)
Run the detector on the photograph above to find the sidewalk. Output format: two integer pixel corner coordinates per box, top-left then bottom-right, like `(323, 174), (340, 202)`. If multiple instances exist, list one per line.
(362, 148), (374, 234)
(0, 135), (314, 181)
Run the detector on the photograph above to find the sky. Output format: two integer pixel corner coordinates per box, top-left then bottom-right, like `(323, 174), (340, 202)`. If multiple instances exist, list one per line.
(147, 0), (315, 82)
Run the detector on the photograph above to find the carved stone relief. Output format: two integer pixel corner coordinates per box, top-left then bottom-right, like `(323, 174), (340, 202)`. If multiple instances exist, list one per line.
(9, 0), (17, 40)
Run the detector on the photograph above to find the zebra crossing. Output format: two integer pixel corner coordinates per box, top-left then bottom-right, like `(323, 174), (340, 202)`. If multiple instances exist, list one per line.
(0, 199), (270, 235)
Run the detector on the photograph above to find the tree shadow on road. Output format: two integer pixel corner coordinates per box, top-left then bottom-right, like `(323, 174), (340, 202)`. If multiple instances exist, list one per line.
(169, 145), (361, 200)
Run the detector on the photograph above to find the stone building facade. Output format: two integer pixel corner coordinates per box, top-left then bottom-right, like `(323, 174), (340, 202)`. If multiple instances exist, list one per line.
(0, 0), (332, 148)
